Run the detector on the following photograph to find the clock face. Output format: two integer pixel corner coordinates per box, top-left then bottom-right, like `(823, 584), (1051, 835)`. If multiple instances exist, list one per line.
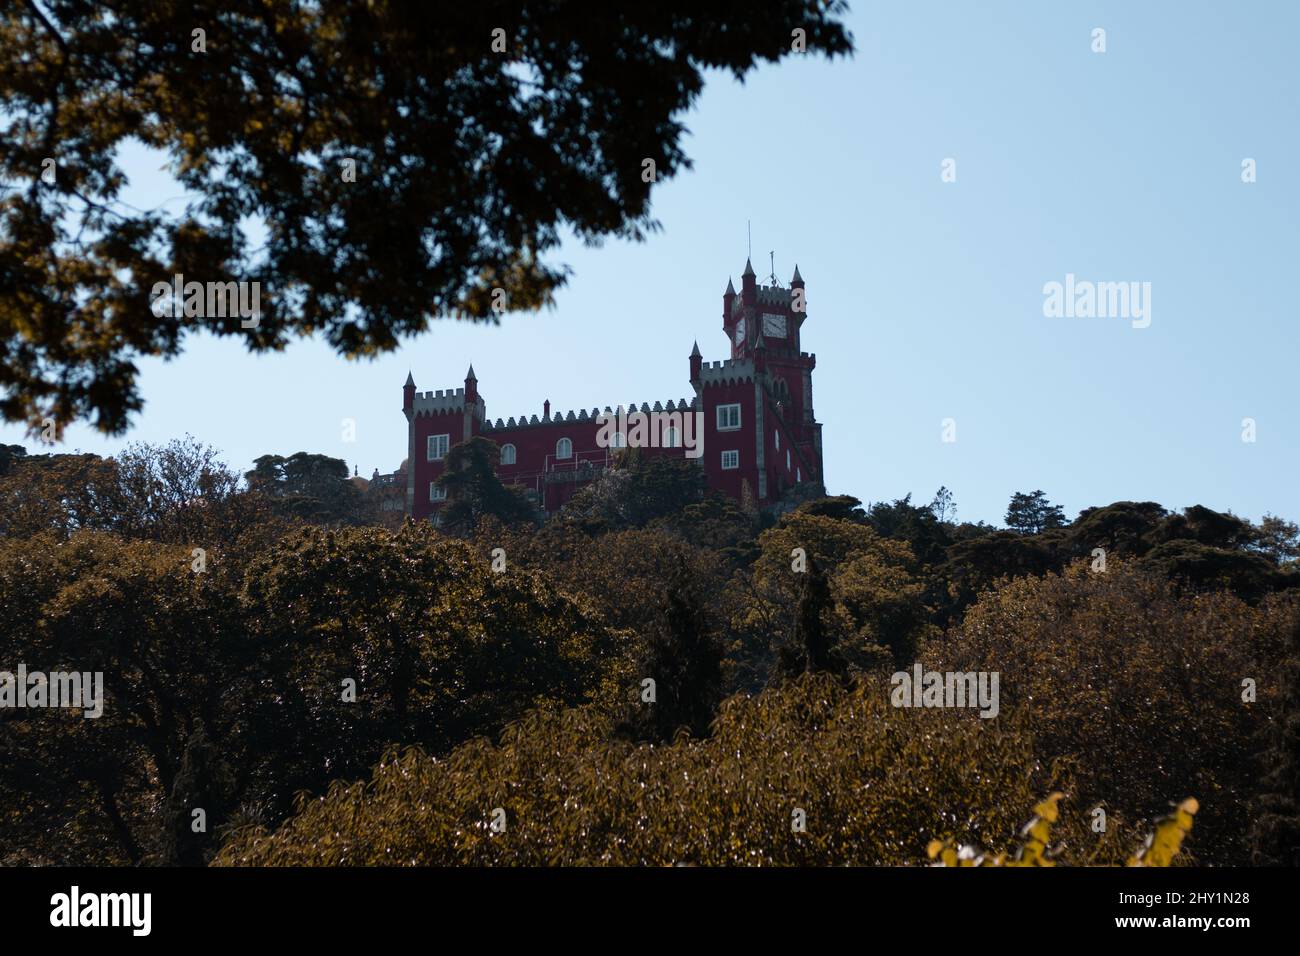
(762, 312), (788, 338)
(734, 317), (746, 347)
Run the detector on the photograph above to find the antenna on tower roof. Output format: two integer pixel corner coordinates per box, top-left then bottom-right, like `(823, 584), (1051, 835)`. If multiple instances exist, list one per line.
(747, 220), (751, 259)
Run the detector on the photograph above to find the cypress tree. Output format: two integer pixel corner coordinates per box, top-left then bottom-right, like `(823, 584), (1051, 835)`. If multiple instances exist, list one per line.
(1251, 616), (1300, 866)
(634, 557), (724, 742)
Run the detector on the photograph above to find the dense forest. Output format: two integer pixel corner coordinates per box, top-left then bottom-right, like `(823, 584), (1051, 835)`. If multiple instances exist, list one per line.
(1, 437), (1297, 867)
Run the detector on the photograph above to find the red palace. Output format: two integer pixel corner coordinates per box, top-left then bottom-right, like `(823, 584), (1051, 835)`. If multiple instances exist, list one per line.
(401, 259), (824, 520)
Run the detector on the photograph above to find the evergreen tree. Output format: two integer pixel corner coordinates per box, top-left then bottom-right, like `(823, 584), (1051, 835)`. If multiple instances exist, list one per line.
(633, 557), (725, 742)
(0, 443), (25, 476)
(1251, 616), (1300, 866)
(245, 451), (362, 525)
(776, 557), (846, 680)
(436, 437), (536, 536)
(797, 494), (868, 524)
(929, 486), (956, 523)
(162, 721), (232, 867)
(1005, 490), (1067, 535)
(865, 493), (952, 565)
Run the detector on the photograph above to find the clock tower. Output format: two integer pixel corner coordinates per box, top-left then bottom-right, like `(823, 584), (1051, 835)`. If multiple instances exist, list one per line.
(717, 257), (822, 500)
(724, 258), (807, 359)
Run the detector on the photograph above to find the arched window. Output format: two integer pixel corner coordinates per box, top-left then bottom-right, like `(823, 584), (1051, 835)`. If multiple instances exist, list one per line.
(556, 437), (573, 460)
(500, 443), (516, 465)
(611, 432), (627, 449)
(664, 426), (679, 448)
(775, 430), (780, 451)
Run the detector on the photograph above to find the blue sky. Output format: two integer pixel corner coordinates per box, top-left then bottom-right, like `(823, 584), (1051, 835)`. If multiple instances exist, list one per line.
(5, 0), (1297, 526)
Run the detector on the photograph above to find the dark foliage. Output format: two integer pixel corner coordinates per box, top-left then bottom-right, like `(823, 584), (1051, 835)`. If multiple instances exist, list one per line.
(1, 0), (852, 433)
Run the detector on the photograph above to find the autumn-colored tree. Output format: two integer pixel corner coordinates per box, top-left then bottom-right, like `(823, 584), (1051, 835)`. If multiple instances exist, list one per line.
(0, 531), (243, 864)
(751, 509), (925, 682)
(239, 523), (630, 810)
(932, 560), (1299, 864)
(215, 674), (1043, 867)
(1250, 514), (1300, 566)
(0, 437), (274, 548)
(0, 451), (125, 538)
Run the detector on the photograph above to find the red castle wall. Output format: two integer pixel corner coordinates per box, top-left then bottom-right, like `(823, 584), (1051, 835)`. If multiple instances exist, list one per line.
(401, 263), (823, 522)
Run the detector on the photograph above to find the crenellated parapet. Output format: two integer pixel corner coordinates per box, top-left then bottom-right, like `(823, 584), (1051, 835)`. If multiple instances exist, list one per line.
(410, 387), (486, 418)
(755, 285), (793, 306)
(699, 357), (755, 387)
(482, 397), (697, 431)
(754, 346), (816, 365)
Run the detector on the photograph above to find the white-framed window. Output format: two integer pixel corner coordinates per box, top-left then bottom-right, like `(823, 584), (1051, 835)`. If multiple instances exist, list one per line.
(556, 437), (573, 460)
(430, 482), (447, 502)
(774, 430), (780, 451)
(500, 443), (516, 465)
(427, 433), (450, 461)
(717, 404), (741, 431)
(721, 449), (739, 470)
(664, 426), (680, 448)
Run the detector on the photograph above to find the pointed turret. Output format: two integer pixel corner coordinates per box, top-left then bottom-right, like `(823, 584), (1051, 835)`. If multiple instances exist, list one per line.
(464, 363), (478, 403)
(723, 277), (737, 331)
(690, 340), (703, 384)
(403, 370), (416, 414)
(741, 256), (757, 300)
(791, 263), (807, 326)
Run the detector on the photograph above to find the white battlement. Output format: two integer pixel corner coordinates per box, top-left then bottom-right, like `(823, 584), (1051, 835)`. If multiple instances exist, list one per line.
(700, 357), (755, 386)
(483, 398), (696, 431)
(412, 387), (478, 417)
